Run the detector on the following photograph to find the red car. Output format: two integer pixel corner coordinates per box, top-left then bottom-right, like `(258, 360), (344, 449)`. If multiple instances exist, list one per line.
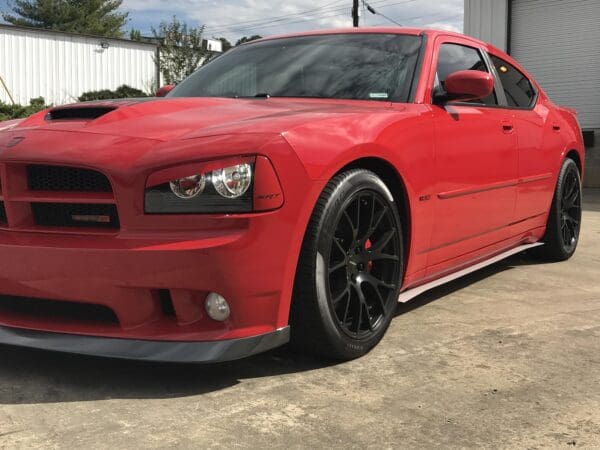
(0, 28), (584, 362)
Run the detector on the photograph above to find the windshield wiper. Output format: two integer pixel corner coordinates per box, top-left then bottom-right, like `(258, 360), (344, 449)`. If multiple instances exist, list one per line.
(233, 93), (272, 99)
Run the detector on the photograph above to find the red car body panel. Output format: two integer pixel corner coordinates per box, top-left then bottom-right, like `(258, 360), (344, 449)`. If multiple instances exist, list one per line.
(0, 28), (584, 361)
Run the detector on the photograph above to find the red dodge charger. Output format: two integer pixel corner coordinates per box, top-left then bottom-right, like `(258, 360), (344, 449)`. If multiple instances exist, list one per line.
(0, 28), (584, 362)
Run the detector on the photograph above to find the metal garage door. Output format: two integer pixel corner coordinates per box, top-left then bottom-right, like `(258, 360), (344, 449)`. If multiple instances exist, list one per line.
(511, 0), (600, 129)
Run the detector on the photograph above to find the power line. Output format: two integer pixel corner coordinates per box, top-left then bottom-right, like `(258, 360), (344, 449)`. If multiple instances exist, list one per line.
(204, 0), (348, 32)
(204, 0), (416, 34)
(363, 1), (403, 26)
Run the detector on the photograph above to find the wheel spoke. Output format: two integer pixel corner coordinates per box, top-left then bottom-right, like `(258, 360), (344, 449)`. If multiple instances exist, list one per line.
(363, 272), (396, 291)
(332, 287), (350, 305)
(364, 303), (374, 331)
(329, 260), (346, 274)
(343, 210), (358, 242)
(370, 228), (396, 256)
(370, 253), (399, 262)
(333, 237), (347, 255)
(364, 205), (388, 242)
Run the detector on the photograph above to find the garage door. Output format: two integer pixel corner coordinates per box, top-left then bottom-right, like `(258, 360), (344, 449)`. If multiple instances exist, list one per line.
(511, 0), (600, 129)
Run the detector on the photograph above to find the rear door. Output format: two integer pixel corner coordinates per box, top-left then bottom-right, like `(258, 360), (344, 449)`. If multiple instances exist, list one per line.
(428, 38), (518, 270)
(488, 53), (558, 221)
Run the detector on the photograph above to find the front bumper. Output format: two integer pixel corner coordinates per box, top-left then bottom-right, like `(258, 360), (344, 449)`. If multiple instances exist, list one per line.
(0, 129), (317, 361)
(0, 324), (290, 362)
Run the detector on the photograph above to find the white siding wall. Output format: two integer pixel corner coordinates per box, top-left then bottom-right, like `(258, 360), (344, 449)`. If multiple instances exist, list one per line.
(511, 0), (600, 130)
(464, 0), (509, 51)
(0, 26), (157, 106)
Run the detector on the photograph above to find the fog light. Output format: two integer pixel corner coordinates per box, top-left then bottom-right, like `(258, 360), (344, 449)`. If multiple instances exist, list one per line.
(205, 292), (230, 321)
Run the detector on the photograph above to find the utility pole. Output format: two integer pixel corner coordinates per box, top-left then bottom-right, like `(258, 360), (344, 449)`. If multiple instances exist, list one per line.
(352, 0), (359, 27)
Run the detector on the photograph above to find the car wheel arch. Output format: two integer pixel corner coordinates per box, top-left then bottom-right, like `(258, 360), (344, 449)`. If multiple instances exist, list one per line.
(565, 149), (582, 174)
(335, 157), (412, 275)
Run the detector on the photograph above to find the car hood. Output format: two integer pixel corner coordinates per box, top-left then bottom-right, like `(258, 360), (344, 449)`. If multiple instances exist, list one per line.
(9, 97), (403, 142)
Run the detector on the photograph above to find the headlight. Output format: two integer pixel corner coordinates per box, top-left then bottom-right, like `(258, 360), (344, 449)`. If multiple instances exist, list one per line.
(212, 164), (252, 199)
(144, 156), (284, 214)
(170, 174), (207, 199)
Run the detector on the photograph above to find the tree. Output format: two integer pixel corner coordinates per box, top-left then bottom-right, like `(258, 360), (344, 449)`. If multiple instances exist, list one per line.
(129, 28), (142, 41)
(2, 0), (129, 38)
(235, 35), (262, 46)
(218, 37), (232, 52)
(153, 17), (208, 85)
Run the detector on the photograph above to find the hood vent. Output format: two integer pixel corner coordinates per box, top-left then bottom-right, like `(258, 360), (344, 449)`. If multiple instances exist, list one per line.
(46, 106), (117, 121)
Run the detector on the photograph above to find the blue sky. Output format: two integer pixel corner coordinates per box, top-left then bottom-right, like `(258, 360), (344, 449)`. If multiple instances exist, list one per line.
(0, 0), (464, 42)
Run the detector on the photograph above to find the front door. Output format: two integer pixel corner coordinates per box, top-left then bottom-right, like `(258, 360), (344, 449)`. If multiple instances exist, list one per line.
(427, 41), (518, 270)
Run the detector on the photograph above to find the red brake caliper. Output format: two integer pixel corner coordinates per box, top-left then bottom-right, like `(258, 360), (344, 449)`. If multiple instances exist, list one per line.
(365, 239), (373, 272)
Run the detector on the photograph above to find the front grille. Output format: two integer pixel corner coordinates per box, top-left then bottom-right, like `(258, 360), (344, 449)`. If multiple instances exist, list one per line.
(0, 202), (6, 224)
(0, 294), (119, 325)
(31, 203), (119, 229)
(27, 165), (112, 192)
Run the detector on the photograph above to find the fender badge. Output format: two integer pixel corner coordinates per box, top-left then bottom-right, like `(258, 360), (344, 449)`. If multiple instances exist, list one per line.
(6, 137), (25, 148)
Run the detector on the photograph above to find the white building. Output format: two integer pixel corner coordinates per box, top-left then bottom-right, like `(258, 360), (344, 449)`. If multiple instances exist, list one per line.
(464, 0), (600, 187)
(0, 24), (159, 106)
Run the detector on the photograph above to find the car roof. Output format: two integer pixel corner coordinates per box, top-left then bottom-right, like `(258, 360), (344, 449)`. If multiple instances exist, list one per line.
(254, 27), (488, 46)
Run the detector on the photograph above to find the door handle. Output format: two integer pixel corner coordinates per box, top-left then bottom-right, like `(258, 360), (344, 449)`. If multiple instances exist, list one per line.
(552, 123), (561, 132)
(502, 122), (514, 133)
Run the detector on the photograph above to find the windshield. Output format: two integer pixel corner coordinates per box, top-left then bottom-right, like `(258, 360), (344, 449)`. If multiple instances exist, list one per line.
(169, 33), (423, 102)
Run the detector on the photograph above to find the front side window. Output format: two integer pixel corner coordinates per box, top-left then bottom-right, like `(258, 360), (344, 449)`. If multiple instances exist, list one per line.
(436, 43), (497, 106)
(169, 34), (423, 103)
(490, 55), (536, 108)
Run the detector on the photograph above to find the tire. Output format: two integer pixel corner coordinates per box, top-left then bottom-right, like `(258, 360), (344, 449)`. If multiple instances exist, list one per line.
(537, 158), (582, 261)
(290, 169), (404, 360)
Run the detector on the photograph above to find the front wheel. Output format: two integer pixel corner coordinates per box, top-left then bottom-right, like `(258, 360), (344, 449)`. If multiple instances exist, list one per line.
(290, 169), (403, 360)
(537, 158), (582, 261)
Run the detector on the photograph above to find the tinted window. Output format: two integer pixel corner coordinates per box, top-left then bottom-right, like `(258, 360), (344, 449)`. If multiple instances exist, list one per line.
(170, 34), (422, 102)
(490, 55), (535, 108)
(436, 43), (497, 105)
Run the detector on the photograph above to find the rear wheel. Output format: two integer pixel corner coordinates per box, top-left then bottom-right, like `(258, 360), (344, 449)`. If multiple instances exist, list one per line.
(290, 169), (403, 360)
(537, 158), (582, 261)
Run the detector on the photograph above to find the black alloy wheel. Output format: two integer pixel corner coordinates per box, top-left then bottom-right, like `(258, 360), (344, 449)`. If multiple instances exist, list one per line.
(536, 158), (582, 261)
(327, 191), (401, 339)
(558, 166), (582, 250)
(290, 169), (403, 360)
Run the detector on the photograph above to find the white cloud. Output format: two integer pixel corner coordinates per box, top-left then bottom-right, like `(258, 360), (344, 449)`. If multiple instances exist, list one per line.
(122, 0), (463, 41)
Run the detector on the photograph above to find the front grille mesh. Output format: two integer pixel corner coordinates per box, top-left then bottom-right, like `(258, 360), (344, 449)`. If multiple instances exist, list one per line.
(27, 165), (112, 192)
(31, 203), (119, 229)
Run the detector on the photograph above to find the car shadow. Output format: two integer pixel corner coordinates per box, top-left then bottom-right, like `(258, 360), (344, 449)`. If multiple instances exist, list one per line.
(0, 251), (558, 406)
(394, 250), (547, 316)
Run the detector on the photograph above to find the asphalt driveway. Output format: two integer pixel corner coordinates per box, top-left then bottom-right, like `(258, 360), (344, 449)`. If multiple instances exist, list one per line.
(1, 190), (599, 449)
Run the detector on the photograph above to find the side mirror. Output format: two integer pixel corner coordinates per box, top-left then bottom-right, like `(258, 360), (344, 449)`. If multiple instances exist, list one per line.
(435, 70), (494, 103)
(156, 84), (175, 97)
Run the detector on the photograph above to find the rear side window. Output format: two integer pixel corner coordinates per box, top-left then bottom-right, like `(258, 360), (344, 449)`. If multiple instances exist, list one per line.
(490, 55), (536, 108)
(436, 43), (497, 106)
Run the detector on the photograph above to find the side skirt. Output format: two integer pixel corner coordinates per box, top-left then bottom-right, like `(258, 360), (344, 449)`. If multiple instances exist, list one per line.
(398, 242), (544, 303)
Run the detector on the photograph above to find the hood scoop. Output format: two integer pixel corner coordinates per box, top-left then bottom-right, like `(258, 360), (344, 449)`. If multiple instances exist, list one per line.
(46, 106), (117, 121)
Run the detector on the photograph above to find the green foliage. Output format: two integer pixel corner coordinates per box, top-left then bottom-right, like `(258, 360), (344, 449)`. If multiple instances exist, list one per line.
(2, 0), (129, 38)
(77, 85), (148, 102)
(218, 37), (232, 52)
(153, 16), (208, 85)
(129, 28), (142, 41)
(0, 97), (49, 121)
(235, 35), (262, 46)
